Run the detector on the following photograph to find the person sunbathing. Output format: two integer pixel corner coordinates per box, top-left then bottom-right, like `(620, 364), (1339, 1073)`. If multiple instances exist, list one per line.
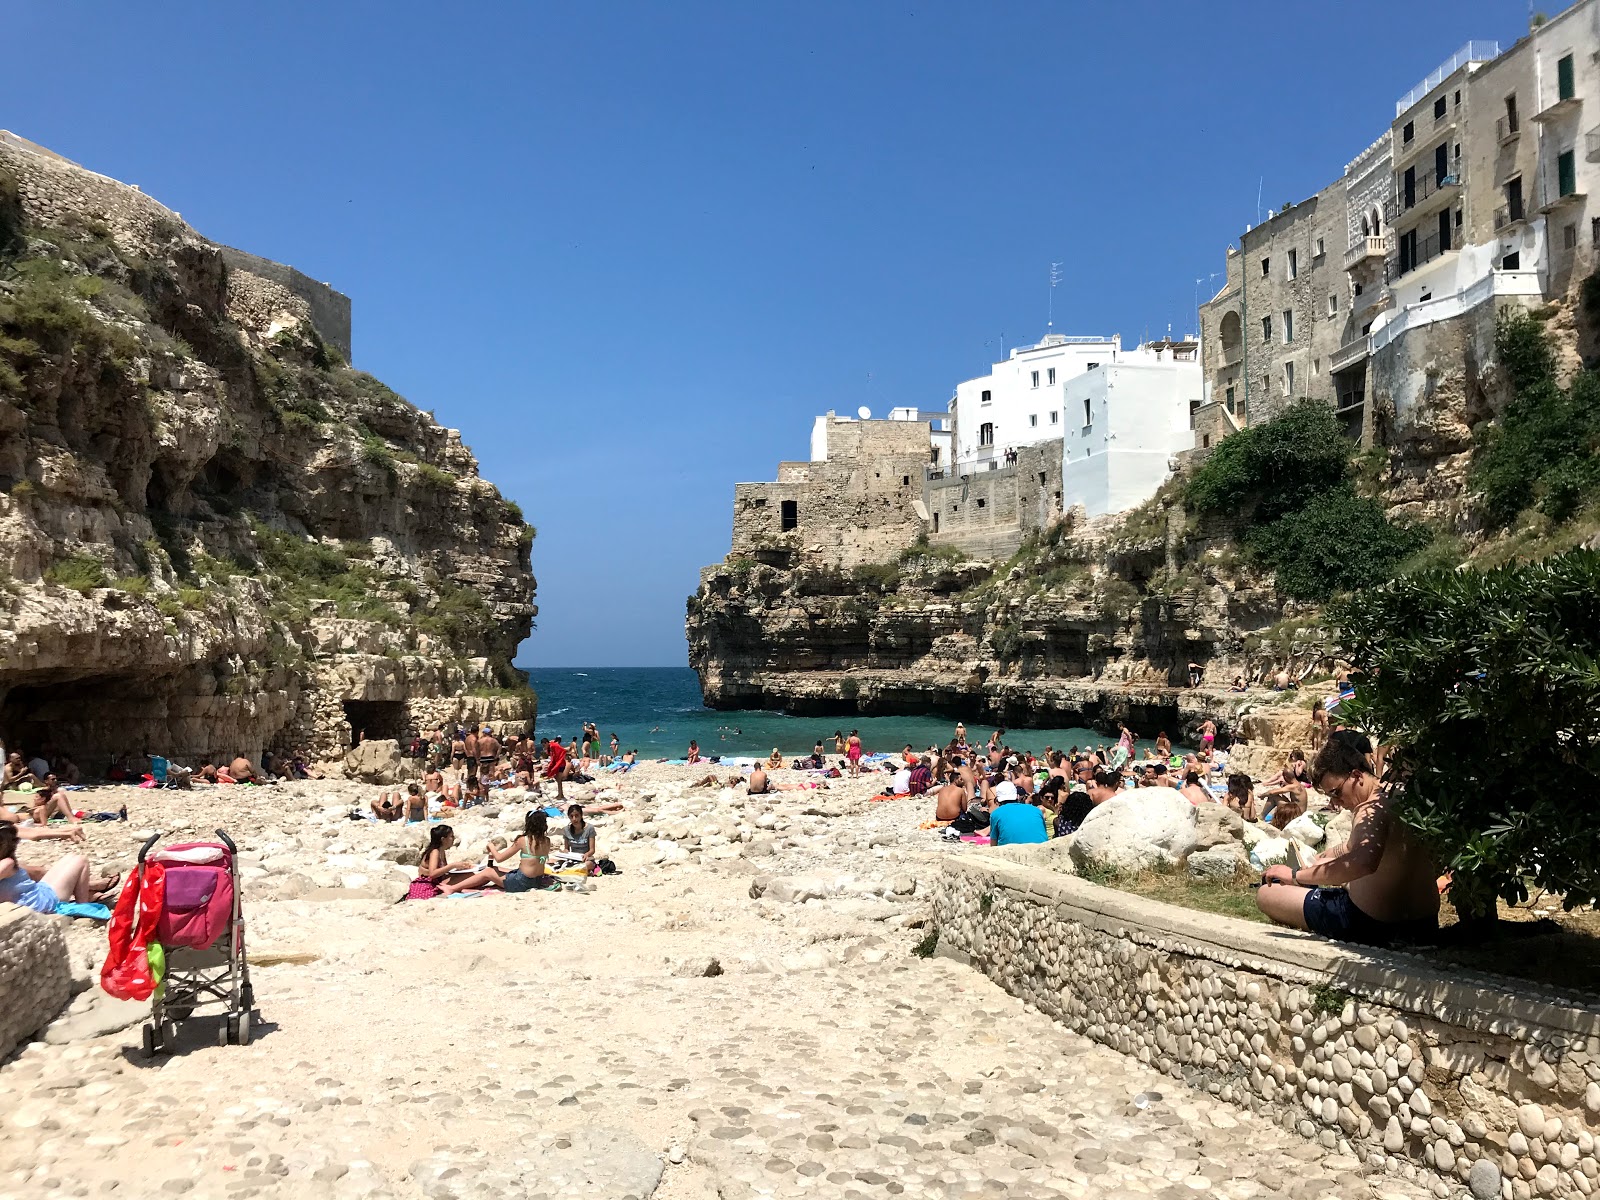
(1225, 773), (1258, 822)
(1256, 731), (1439, 947)
(0, 824), (97, 914)
(480, 810), (560, 893)
(404, 782), (429, 823)
(765, 748), (783, 770)
(30, 776), (76, 825)
(747, 765), (771, 795)
(1179, 770), (1210, 805)
(407, 826), (476, 899)
(0, 802), (85, 842)
(686, 740), (703, 765)
(2, 752), (36, 793)
(371, 791), (405, 822)
(933, 771), (970, 824)
(228, 756), (257, 783)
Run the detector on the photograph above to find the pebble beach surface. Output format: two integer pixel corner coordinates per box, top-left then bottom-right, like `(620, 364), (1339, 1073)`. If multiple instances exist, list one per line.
(2, 762), (1443, 1200)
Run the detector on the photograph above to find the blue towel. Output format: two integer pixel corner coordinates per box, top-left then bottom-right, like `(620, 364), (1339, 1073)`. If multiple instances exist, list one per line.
(57, 901), (111, 921)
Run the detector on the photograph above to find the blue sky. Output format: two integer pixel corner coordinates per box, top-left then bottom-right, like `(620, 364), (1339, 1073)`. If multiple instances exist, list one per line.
(6, 0), (1535, 667)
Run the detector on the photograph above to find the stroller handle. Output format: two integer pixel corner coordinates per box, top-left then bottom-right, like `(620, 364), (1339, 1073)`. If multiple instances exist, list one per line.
(137, 831), (162, 862)
(215, 828), (237, 854)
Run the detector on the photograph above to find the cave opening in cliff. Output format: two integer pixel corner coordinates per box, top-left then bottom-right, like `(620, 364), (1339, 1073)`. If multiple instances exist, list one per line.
(0, 676), (150, 769)
(343, 700), (406, 744)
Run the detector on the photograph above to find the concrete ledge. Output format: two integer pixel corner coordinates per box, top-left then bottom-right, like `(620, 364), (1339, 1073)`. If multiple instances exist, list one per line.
(0, 906), (72, 1059)
(934, 856), (1600, 1200)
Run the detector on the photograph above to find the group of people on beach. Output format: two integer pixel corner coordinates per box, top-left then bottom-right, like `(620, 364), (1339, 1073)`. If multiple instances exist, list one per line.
(405, 802), (602, 899)
(815, 715), (1436, 951)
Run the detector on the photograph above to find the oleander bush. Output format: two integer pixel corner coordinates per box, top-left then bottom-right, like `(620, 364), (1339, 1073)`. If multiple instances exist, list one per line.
(1332, 549), (1600, 923)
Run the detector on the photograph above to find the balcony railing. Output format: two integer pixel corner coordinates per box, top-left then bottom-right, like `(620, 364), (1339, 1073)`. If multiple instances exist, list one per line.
(1383, 172), (1460, 224)
(1330, 337), (1371, 373)
(1385, 231), (1454, 283)
(1396, 41), (1500, 115)
(1494, 202), (1527, 231)
(1497, 115), (1521, 143)
(1343, 234), (1390, 270)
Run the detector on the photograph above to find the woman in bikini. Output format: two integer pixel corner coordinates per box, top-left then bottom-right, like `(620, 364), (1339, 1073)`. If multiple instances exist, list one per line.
(479, 810), (560, 893)
(407, 825), (474, 900)
(450, 729), (468, 775)
(846, 731), (863, 778)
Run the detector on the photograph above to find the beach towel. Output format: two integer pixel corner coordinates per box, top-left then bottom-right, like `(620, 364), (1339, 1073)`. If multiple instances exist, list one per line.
(58, 901), (112, 921)
(101, 862), (166, 1001)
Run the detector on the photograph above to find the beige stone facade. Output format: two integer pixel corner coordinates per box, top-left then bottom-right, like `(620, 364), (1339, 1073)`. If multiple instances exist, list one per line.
(1199, 182), (1349, 429)
(726, 417), (930, 570)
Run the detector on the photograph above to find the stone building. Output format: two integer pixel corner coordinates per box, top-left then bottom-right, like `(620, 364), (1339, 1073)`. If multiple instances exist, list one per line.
(1197, 181), (1350, 429)
(925, 439), (1063, 560)
(726, 414), (931, 570)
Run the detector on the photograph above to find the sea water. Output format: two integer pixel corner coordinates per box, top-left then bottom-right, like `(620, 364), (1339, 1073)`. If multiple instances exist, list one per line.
(520, 667), (1166, 760)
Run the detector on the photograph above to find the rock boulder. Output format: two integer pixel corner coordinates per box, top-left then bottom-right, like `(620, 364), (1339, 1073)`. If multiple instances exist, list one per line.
(1069, 793), (1198, 873)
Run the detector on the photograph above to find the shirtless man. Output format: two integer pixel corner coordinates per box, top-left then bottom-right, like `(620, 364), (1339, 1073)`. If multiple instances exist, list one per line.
(933, 771), (969, 823)
(747, 764), (771, 795)
(1179, 770), (1210, 805)
(463, 727), (480, 782)
(229, 756), (256, 783)
(478, 727), (501, 778)
(2, 752), (36, 793)
(1255, 732), (1439, 946)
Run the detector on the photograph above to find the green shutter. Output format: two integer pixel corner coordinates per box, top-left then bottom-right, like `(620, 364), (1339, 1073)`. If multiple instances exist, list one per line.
(1560, 150), (1577, 198)
(1558, 55), (1575, 102)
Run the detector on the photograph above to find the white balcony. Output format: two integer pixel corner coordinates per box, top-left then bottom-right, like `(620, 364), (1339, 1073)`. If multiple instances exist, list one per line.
(1343, 235), (1390, 270)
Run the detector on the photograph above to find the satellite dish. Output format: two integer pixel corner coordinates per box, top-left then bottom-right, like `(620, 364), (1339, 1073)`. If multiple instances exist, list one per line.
(857, 406), (872, 420)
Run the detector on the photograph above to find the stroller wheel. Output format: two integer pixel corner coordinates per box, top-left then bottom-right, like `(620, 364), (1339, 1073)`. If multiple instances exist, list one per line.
(237, 1011), (252, 1046)
(225, 1015), (238, 1045)
(166, 1004), (193, 1022)
(163, 1020), (179, 1048)
(142, 1024), (158, 1057)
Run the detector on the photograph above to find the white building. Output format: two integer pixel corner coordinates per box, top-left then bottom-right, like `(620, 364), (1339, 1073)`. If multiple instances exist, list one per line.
(1061, 349), (1202, 518)
(949, 333), (1122, 471)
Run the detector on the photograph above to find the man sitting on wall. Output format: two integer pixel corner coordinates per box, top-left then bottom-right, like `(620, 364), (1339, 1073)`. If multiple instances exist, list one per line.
(1255, 731), (1439, 947)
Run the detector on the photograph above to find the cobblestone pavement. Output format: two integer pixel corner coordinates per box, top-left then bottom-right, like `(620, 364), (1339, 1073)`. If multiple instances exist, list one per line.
(1, 771), (1448, 1200)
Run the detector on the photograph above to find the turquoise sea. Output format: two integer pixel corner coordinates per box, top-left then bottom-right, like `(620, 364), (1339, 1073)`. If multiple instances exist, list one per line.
(522, 668), (1164, 760)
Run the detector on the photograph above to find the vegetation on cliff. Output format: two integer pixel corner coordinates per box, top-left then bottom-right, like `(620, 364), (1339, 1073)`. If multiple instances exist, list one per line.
(0, 164), (534, 696)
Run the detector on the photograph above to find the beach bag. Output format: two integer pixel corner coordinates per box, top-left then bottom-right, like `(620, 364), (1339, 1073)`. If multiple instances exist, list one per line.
(407, 877), (442, 901)
(155, 863), (233, 950)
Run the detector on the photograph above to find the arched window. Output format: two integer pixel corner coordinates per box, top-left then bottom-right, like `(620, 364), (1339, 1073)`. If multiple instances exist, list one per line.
(1219, 311), (1242, 357)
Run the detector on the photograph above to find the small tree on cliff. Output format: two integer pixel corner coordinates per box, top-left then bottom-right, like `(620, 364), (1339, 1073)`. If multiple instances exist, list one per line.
(1331, 549), (1600, 924)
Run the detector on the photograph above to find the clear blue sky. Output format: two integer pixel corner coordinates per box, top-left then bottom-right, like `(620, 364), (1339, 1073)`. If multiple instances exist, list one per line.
(6, 0), (1535, 667)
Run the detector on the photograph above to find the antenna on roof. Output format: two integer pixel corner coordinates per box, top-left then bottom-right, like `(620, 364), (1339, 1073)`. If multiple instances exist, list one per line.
(857, 406), (872, 420)
(1047, 261), (1064, 332)
(1256, 177), (1264, 227)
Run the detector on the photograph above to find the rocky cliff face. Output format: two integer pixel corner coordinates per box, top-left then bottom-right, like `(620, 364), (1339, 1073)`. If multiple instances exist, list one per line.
(688, 507), (1313, 740)
(0, 134), (536, 767)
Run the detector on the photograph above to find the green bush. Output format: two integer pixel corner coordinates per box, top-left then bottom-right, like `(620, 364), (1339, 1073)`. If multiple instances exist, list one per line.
(850, 561), (901, 593)
(44, 555), (108, 591)
(1332, 549), (1600, 922)
(0, 168), (22, 257)
(112, 574), (150, 597)
(1471, 310), (1600, 529)
(360, 434), (396, 474)
(1245, 489), (1428, 601)
(415, 462), (455, 491)
(990, 620), (1025, 661)
(1186, 400), (1352, 522)
(839, 676), (860, 700)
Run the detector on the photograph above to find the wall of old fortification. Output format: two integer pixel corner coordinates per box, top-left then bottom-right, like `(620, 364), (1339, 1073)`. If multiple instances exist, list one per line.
(1, 132), (352, 361)
(0, 907), (71, 1060)
(926, 438), (1063, 560)
(216, 247), (353, 362)
(727, 419), (928, 569)
(935, 858), (1600, 1200)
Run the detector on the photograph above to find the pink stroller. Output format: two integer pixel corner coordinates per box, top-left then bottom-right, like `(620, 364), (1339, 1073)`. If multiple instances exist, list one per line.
(135, 829), (257, 1053)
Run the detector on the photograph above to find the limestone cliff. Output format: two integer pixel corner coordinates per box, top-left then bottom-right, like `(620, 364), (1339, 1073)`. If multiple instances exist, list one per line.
(0, 134), (536, 766)
(688, 505), (1312, 740)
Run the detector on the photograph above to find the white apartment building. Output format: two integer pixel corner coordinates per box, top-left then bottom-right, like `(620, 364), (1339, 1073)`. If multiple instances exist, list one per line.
(949, 333), (1122, 471)
(1061, 348), (1202, 518)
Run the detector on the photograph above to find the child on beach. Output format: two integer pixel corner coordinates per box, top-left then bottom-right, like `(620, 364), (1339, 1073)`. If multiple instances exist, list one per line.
(481, 810), (560, 893)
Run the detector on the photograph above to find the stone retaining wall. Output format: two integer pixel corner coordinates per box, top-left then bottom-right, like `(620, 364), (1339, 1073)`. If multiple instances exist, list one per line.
(0, 907), (72, 1060)
(932, 857), (1600, 1200)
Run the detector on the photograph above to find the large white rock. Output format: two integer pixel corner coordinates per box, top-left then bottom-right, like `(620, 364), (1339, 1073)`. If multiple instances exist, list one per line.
(1069, 793), (1199, 872)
